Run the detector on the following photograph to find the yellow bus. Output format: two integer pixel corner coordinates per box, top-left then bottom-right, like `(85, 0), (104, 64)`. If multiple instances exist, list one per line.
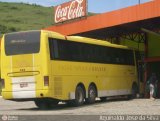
(0, 37), (1, 95)
(1, 30), (139, 109)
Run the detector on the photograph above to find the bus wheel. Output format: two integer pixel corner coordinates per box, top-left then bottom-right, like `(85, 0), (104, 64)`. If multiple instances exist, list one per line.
(86, 85), (97, 104)
(73, 86), (85, 106)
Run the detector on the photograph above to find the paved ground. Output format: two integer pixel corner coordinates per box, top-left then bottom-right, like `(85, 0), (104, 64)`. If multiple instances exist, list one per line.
(0, 97), (160, 121)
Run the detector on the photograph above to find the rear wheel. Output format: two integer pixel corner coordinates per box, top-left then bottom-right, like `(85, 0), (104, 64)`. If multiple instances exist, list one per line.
(69, 86), (85, 106)
(86, 85), (97, 104)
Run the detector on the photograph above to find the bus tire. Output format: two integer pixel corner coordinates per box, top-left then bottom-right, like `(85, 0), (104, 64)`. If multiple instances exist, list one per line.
(73, 86), (85, 106)
(86, 85), (97, 104)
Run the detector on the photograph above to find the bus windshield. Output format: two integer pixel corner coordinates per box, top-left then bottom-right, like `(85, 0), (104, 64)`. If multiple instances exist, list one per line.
(5, 31), (40, 56)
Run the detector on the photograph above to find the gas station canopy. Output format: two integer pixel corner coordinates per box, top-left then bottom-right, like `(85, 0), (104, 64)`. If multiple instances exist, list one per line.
(45, 0), (160, 40)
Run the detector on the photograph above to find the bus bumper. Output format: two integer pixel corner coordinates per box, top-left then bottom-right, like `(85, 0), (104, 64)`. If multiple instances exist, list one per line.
(2, 90), (50, 100)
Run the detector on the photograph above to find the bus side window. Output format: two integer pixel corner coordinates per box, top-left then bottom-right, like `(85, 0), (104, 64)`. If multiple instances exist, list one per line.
(115, 49), (121, 64)
(123, 50), (134, 65)
(49, 38), (135, 66)
(118, 50), (124, 64)
(49, 38), (55, 60)
(122, 49), (129, 65)
(49, 38), (60, 60)
(110, 48), (117, 64)
(129, 50), (134, 65)
(105, 47), (111, 64)
(53, 40), (59, 59)
(70, 42), (81, 61)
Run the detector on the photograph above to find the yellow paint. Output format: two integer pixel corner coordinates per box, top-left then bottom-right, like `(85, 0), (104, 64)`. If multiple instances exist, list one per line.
(148, 33), (160, 57)
(120, 37), (144, 52)
(1, 30), (138, 100)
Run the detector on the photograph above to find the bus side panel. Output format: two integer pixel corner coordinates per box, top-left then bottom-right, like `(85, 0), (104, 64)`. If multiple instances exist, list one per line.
(35, 32), (50, 98)
(48, 61), (136, 100)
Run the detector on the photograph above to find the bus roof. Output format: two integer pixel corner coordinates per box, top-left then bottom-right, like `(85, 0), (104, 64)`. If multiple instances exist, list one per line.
(43, 30), (132, 50)
(4, 30), (40, 35)
(3, 30), (132, 50)
(67, 36), (130, 50)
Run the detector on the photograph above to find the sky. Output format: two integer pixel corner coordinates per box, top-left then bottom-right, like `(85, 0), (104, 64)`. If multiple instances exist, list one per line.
(0, 0), (152, 13)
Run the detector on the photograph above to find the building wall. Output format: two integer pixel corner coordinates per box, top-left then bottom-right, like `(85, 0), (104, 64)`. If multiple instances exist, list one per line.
(148, 33), (160, 57)
(120, 36), (144, 51)
(120, 33), (160, 57)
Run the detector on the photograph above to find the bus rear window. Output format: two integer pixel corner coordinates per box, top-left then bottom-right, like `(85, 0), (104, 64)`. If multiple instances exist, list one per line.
(5, 31), (40, 56)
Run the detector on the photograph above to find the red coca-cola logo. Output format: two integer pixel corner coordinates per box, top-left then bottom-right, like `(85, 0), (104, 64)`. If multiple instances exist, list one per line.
(54, 0), (87, 23)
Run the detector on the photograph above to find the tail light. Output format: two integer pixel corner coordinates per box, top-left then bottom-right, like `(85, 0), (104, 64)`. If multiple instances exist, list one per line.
(1, 79), (5, 89)
(44, 76), (49, 86)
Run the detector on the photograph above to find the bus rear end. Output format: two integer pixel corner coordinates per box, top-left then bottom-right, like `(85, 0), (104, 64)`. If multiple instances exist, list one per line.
(1, 30), (49, 101)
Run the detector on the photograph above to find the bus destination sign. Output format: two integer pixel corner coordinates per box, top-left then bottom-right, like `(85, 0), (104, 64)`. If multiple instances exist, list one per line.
(54, 0), (87, 23)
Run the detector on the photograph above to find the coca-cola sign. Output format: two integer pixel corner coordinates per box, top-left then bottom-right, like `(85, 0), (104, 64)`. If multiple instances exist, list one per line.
(54, 0), (87, 23)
